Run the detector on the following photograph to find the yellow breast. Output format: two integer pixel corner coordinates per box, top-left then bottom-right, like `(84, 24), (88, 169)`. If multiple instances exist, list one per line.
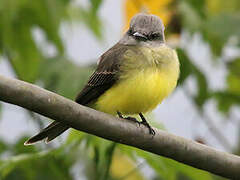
(94, 45), (180, 115)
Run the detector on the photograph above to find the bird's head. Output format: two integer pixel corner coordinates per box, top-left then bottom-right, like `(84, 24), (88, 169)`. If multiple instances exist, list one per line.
(120, 13), (165, 46)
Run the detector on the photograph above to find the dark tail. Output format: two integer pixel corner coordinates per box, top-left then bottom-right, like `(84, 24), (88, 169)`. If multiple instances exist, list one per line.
(25, 84), (90, 145)
(24, 122), (68, 145)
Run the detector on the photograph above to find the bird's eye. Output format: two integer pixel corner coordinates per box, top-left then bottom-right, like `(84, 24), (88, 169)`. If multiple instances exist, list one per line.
(128, 29), (133, 35)
(148, 33), (161, 40)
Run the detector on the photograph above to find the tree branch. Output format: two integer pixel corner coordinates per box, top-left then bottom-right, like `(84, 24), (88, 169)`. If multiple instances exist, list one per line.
(0, 74), (240, 179)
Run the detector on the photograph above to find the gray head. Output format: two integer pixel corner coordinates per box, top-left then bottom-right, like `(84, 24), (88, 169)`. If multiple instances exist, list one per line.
(120, 13), (165, 46)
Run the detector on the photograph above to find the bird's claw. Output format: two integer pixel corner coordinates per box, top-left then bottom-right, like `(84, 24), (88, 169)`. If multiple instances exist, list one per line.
(140, 121), (155, 136)
(125, 116), (140, 127)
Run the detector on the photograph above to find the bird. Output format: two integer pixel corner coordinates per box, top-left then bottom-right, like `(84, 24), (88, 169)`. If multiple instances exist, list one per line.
(24, 13), (180, 145)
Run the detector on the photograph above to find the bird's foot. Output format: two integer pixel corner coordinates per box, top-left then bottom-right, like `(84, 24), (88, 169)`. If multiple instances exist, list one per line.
(139, 113), (155, 136)
(140, 120), (155, 135)
(125, 116), (140, 126)
(117, 111), (140, 126)
(117, 111), (123, 118)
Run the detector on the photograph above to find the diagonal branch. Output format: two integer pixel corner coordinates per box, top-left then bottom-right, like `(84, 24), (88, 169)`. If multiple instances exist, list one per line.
(0, 74), (240, 179)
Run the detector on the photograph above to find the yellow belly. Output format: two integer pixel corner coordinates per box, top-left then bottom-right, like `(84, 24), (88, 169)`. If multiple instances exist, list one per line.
(94, 68), (178, 115)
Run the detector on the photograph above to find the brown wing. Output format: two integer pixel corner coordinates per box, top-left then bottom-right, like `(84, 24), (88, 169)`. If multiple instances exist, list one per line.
(75, 43), (128, 105)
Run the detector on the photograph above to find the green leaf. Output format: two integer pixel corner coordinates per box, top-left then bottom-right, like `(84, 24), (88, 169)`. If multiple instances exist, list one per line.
(177, 48), (209, 107)
(0, 139), (8, 155)
(67, 130), (117, 180)
(5, 23), (41, 82)
(179, 1), (204, 33)
(183, 0), (206, 18)
(192, 65), (209, 107)
(68, 0), (103, 38)
(202, 14), (240, 56)
(39, 57), (94, 99)
(78, 135), (117, 180)
(212, 91), (240, 114)
(0, 0), (73, 82)
(206, 0), (240, 15)
(79, 8), (103, 38)
(177, 48), (193, 85)
(30, 0), (66, 54)
(95, 142), (116, 180)
(226, 58), (240, 95)
(179, 0), (240, 57)
(11, 136), (38, 155)
(120, 146), (217, 180)
(90, 0), (103, 14)
(65, 129), (85, 145)
(67, 2), (104, 39)
(211, 58), (240, 115)
(0, 149), (75, 180)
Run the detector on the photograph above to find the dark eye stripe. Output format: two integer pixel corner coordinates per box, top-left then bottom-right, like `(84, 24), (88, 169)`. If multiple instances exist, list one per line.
(148, 33), (161, 40)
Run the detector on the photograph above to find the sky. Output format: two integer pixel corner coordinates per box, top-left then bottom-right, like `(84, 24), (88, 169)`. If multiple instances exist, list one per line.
(0, 0), (239, 152)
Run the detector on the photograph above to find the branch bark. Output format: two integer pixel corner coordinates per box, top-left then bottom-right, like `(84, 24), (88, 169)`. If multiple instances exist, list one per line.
(0, 74), (239, 179)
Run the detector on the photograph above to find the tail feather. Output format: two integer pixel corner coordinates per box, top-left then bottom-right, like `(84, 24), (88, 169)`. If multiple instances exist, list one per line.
(24, 122), (69, 145)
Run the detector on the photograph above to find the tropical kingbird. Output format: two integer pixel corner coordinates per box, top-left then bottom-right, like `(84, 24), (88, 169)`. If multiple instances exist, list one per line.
(25, 13), (180, 145)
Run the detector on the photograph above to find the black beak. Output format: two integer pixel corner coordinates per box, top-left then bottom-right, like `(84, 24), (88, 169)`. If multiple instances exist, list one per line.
(133, 32), (147, 41)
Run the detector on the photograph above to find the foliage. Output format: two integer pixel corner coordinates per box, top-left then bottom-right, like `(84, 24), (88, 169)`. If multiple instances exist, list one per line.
(0, 148), (74, 180)
(0, 0), (240, 179)
(0, 0), (67, 82)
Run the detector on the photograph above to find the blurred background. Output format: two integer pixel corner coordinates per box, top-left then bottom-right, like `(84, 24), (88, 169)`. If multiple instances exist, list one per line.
(0, 0), (240, 179)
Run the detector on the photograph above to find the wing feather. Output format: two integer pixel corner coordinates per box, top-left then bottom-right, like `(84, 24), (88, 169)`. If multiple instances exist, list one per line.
(75, 43), (128, 105)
